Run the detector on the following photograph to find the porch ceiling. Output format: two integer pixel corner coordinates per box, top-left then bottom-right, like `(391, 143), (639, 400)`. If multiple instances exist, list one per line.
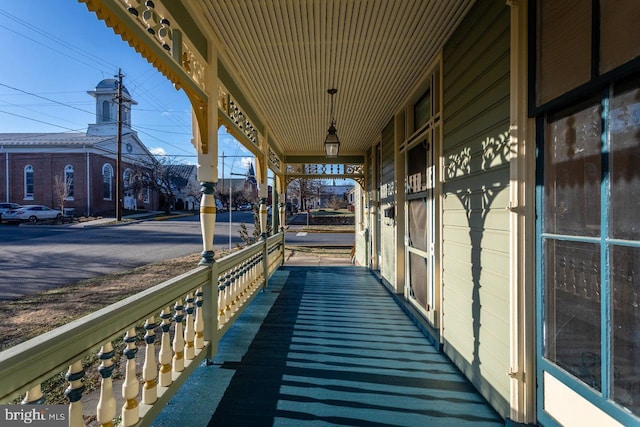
(189, 0), (473, 157)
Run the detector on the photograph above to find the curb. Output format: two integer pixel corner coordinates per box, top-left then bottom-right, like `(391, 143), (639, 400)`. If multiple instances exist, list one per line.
(14, 212), (196, 229)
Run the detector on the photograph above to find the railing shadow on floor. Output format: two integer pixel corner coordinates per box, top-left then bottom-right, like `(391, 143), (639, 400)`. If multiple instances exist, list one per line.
(152, 265), (505, 427)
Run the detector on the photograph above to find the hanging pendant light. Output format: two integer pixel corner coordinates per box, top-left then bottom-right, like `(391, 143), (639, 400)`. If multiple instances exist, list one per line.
(324, 88), (340, 158)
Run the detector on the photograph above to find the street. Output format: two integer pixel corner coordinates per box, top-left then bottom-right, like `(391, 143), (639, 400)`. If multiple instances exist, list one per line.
(0, 213), (353, 301)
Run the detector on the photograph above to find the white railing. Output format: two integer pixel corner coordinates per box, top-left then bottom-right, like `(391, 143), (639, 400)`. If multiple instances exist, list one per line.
(0, 232), (284, 426)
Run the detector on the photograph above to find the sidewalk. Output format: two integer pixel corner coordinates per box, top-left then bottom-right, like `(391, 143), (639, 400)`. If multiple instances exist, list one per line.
(66, 211), (193, 228)
(284, 248), (354, 266)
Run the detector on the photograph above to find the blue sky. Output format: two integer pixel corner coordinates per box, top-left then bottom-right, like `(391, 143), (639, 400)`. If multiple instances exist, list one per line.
(0, 0), (254, 177)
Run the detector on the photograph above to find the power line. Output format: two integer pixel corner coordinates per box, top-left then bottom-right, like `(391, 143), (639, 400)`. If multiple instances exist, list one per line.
(0, 7), (190, 132)
(0, 9), (117, 71)
(0, 110), (85, 132)
(0, 83), (95, 116)
(0, 6), (245, 159)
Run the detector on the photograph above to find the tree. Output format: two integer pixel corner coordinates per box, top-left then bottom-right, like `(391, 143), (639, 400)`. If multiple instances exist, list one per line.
(326, 195), (347, 210)
(238, 206), (271, 246)
(130, 156), (180, 213)
(53, 174), (72, 214)
(287, 178), (321, 210)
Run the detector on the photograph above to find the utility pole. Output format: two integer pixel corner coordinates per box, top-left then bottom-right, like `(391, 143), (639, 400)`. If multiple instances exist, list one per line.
(115, 69), (123, 221)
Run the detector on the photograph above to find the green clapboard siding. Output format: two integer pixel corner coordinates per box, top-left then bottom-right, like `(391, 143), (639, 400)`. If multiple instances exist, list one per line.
(441, 0), (511, 418)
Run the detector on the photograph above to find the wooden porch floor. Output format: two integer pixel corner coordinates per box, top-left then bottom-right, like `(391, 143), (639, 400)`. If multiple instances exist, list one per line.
(152, 266), (504, 426)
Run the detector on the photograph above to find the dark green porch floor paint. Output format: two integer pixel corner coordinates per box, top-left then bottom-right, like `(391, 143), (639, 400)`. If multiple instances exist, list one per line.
(153, 266), (504, 427)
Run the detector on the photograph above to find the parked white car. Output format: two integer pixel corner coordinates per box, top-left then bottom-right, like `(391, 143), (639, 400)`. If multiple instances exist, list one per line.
(0, 203), (21, 222)
(3, 205), (63, 223)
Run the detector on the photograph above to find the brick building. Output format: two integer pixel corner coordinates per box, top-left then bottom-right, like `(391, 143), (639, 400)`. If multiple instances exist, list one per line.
(0, 79), (159, 217)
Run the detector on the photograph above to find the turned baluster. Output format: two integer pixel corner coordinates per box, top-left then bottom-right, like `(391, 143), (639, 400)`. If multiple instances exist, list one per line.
(142, 317), (158, 404)
(257, 253), (265, 287)
(195, 288), (205, 349)
(22, 385), (45, 404)
(64, 361), (85, 427)
(226, 271), (235, 313)
(122, 328), (139, 426)
(184, 293), (195, 360)
(233, 266), (241, 307)
(239, 262), (248, 302)
(218, 276), (226, 327)
(96, 343), (116, 427)
(249, 256), (257, 292)
(158, 308), (173, 387)
(173, 299), (185, 372)
(224, 274), (232, 321)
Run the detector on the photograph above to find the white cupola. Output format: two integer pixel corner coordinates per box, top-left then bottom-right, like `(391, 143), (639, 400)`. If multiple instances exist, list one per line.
(86, 78), (138, 136)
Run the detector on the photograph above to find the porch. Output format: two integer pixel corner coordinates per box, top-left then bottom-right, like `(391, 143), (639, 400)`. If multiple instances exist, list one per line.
(153, 265), (504, 426)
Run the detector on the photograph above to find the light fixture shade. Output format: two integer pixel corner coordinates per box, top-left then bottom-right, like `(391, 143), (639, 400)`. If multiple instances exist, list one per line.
(324, 124), (340, 157)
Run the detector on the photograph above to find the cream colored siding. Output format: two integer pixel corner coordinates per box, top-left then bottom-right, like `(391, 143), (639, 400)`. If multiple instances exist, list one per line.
(441, 0), (511, 418)
(380, 119), (396, 284)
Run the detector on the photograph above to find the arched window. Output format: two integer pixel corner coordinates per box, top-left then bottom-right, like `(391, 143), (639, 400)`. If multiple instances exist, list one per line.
(102, 100), (111, 122)
(64, 165), (74, 199)
(123, 169), (133, 195)
(102, 164), (113, 200)
(24, 165), (34, 200)
(143, 173), (151, 203)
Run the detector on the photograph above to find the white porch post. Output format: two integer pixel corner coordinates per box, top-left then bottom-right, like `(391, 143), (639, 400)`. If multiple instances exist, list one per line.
(278, 192), (286, 232)
(255, 153), (269, 240)
(507, 0), (535, 423)
(258, 185), (268, 240)
(196, 45), (218, 266)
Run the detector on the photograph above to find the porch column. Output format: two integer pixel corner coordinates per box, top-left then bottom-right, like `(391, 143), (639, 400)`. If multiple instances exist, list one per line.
(195, 44), (218, 266)
(394, 112), (406, 294)
(507, 0), (535, 423)
(278, 192), (286, 232)
(255, 151), (269, 240)
(258, 186), (268, 240)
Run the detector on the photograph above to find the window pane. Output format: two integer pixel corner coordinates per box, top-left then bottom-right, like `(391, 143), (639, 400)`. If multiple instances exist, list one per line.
(610, 81), (640, 241)
(103, 174), (111, 199)
(611, 245), (640, 415)
(544, 103), (601, 236)
(544, 239), (601, 390)
(65, 171), (74, 198)
(414, 88), (431, 130)
(407, 140), (428, 193)
(409, 252), (429, 310)
(536, 0), (591, 105)
(600, 0), (640, 74)
(408, 199), (428, 252)
(26, 171), (34, 196)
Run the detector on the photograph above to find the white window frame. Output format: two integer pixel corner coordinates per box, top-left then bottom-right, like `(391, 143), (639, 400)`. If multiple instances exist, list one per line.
(64, 164), (74, 200)
(24, 164), (34, 200)
(102, 164), (113, 201)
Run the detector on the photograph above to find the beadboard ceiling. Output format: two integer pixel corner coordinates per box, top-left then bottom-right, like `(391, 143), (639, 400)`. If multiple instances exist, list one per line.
(189, 0), (473, 156)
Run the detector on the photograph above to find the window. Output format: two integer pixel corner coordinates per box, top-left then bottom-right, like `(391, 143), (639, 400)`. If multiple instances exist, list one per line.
(402, 59), (441, 318)
(540, 76), (640, 417)
(406, 137), (434, 311)
(102, 164), (113, 200)
(24, 165), (34, 200)
(64, 165), (74, 200)
(143, 173), (150, 203)
(123, 169), (133, 196)
(535, 2), (640, 423)
(102, 100), (111, 122)
(414, 88), (431, 131)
